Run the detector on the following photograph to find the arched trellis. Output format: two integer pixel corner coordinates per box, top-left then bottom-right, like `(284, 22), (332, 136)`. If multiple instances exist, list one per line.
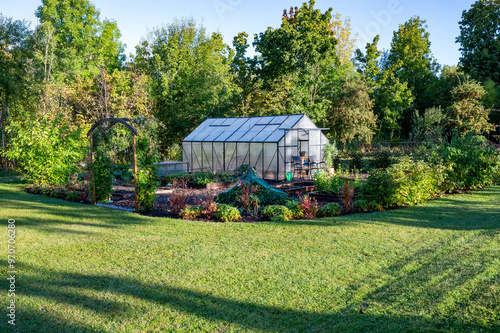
(87, 118), (139, 212)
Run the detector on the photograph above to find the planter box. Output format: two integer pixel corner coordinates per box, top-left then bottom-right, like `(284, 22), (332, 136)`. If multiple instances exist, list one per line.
(309, 191), (342, 202)
(187, 181), (233, 190)
(283, 184), (316, 195)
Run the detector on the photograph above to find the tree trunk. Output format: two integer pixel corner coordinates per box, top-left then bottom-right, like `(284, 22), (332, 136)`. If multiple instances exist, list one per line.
(1, 100), (6, 173)
(6, 102), (14, 169)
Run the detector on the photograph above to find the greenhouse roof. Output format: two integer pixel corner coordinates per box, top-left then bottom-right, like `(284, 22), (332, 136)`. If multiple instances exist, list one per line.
(183, 114), (324, 143)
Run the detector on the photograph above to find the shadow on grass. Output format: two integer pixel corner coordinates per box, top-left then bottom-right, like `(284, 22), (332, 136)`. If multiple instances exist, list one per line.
(0, 179), (156, 234)
(8, 260), (498, 333)
(271, 186), (500, 231)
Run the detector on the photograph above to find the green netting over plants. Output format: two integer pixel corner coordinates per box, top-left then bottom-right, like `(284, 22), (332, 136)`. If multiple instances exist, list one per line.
(216, 165), (289, 207)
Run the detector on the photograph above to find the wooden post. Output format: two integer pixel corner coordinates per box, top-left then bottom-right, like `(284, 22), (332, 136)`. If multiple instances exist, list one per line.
(132, 135), (139, 213)
(90, 134), (96, 204)
(344, 178), (349, 213)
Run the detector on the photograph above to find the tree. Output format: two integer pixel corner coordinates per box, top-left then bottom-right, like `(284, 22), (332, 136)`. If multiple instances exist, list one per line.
(0, 14), (32, 171)
(35, 0), (125, 82)
(328, 74), (377, 145)
(386, 16), (439, 112)
(331, 13), (357, 66)
(457, 0), (500, 83)
(447, 79), (496, 135)
(134, 18), (237, 149)
(355, 36), (413, 139)
(253, 0), (338, 125)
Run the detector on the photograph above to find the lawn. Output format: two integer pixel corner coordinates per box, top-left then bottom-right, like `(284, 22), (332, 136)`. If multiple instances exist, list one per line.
(1, 176), (499, 332)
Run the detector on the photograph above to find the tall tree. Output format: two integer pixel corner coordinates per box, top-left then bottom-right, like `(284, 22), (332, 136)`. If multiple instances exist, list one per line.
(355, 36), (413, 139)
(253, 0), (339, 125)
(328, 74), (377, 145)
(134, 18), (237, 149)
(35, 0), (124, 82)
(0, 14), (32, 171)
(457, 0), (500, 84)
(386, 16), (439, 112)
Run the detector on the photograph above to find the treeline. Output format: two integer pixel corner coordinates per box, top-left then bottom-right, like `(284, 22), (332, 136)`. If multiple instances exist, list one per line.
(1, 0), (499, 171)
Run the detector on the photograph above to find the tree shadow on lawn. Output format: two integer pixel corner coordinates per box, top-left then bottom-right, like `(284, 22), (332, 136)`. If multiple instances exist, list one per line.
(280, 186), (500, 231)
(10, 260), (498, 333)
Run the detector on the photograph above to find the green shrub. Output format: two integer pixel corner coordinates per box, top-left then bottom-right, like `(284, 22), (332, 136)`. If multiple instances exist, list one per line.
(353, 199), (379, 212)
(66, 191), (80, 202)
(4, 117), (86, 185)
(215, 204), (241, 222)
(319, 202), (342, 216)
(262, 205), (294, 222)
(360, 157), (439, 208)
(90, 146), (114, 203)
(165, 143), (182, 161)
(180, 205), (202, 220)
(286, 200), (304, 219)
(423, 133), (500, 191)
(314, 170), (344, 194)
(371, 149), (392, 170)
(136, 169), (157, 211)
(136, 132), (160, 212)
(349, 151), (363, 170)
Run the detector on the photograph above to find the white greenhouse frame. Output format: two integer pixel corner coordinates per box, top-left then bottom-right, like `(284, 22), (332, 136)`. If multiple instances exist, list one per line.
(182, 114), (329, 180)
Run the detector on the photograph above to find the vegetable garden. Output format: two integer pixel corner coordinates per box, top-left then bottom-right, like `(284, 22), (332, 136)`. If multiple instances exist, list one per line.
(23, 131), (500, 223)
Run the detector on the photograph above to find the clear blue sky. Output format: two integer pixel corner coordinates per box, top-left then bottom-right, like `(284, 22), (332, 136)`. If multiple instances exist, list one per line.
(3, 0), (476, 67)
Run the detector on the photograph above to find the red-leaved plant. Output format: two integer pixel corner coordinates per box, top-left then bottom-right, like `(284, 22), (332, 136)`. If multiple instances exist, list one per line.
(298, 194), (319, 218)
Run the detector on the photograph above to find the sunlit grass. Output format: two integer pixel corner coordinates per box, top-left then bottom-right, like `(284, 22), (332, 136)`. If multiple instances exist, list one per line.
(0, 176), (499, 332)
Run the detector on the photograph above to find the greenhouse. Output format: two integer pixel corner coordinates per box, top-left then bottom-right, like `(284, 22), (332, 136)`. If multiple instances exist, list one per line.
(182, 114), (329, 180)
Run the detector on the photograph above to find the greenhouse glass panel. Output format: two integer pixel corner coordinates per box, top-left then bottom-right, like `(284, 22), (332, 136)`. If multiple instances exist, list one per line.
(236, 143), (250, 167)
(212, 143), (224, 171)
(225, 142), (238, 171)
(250, 143), (264, 176)
(201, 142), (213, 171)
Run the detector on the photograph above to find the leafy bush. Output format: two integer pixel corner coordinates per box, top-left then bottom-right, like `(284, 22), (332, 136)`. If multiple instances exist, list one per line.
(165, 143), (182, 161)
(180, 205), (202, 219)
(168, 188), (190, 214)
(215, 204), (241, 222)
(314, 170), (343, 194)
(237, 184), (260, 216)
(353, 199), (379, 212)
(5, 117), (86, 185)
(262, 205), (293, 221)
(371, 148), (392, 170)
(286, 200), (304, 219)
(349, 150), (364, 170)
(90, 146), (113, 203)
(136, 131), (160, 211)
(323, 141), (339, 169)
(200, 191), (218, 218)
(422, 133), (500, 191)
(298, 194), (319, 218)
(360, 157), (439, 208)
(136, 169), (157, 211)
(318, 202), (342, 216)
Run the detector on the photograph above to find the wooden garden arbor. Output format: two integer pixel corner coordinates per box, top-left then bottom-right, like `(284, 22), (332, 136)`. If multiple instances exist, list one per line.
(87, 118), (139, 212)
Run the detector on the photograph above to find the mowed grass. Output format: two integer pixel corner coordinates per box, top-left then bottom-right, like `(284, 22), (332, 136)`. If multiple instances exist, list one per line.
(0, 176), (499, 332)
